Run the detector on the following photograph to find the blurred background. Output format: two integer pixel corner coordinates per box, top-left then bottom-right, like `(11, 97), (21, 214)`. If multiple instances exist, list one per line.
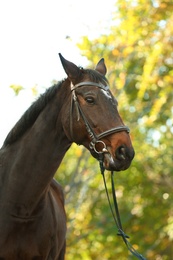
(0, 0), (173, 259)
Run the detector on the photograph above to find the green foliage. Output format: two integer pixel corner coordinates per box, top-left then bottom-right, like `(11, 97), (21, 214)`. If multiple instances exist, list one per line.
(10, 84), (24, 96)
(9, 84), (38, 96)
(56, 0), (173, 259)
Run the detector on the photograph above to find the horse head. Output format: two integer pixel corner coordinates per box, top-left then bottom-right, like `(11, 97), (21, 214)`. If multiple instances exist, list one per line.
(59, 54), (134, 171)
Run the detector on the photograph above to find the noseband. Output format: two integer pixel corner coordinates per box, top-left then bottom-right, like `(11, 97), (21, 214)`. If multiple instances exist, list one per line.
(70, 81), (130, 153)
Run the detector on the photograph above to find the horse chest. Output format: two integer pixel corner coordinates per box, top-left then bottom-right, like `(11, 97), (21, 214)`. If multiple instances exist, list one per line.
(0, 217), (51, 259)
(0, 203), (66, 259)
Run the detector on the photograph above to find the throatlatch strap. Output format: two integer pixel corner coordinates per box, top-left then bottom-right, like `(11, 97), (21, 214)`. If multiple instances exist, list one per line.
(99, 160), (146, 260)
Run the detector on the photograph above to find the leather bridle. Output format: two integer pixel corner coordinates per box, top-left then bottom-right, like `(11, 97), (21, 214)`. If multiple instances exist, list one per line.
(70, 81), (146, 259)
(70, 81), (130, 154)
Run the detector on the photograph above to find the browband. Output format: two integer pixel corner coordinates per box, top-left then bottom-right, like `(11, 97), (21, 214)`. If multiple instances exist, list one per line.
(71, 81), (109, 91)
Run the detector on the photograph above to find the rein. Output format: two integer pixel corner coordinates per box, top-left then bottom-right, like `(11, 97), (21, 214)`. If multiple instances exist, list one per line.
(99, 159), (146, 260)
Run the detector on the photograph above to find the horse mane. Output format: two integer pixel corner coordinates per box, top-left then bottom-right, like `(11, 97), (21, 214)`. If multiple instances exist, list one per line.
(3, 81), (64, 147)
(3, 68), (108, 147)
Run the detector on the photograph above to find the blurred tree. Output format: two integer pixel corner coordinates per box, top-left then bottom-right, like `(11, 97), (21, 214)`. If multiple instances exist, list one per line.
(56, 0), (173, 259)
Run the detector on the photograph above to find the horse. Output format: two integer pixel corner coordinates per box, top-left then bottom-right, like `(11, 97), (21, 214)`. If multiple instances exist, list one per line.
(0, 54), (134, 259)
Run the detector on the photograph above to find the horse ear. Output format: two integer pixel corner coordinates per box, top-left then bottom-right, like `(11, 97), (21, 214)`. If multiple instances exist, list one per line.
(59, 53), (80, 81)
(95, 58), (107, 76)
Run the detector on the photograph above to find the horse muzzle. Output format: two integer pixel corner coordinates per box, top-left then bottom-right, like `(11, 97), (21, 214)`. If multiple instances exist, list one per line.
(103, 145), (135, 171)
(90, 141), (135, 171)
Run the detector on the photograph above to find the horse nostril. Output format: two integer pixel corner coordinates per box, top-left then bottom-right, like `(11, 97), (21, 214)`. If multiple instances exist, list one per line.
(116, 146), (126, 160)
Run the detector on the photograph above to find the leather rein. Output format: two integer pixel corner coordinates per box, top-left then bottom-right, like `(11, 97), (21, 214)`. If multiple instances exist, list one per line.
(70, 81), (146, 259)
(99, 162), (146, 260)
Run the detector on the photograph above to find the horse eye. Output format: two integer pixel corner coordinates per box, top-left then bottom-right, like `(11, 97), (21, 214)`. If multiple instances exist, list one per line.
(85, 97), (95, 104)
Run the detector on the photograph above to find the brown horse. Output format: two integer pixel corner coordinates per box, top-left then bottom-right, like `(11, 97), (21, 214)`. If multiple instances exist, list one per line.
(0, 54), (134, 259)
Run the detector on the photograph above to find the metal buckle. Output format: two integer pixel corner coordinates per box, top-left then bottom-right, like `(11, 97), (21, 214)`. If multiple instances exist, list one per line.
(92, 140), (108, 154)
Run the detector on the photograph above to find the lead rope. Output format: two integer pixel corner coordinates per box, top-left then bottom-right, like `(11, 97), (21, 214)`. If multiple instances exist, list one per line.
(99, 158), (146, 260)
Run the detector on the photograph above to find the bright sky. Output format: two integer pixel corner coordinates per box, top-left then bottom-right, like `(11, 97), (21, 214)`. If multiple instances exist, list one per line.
(0, 0), (115, 146)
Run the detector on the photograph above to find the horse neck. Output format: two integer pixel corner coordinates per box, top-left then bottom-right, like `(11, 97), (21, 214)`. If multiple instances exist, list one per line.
(1, 83), (71, 216)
